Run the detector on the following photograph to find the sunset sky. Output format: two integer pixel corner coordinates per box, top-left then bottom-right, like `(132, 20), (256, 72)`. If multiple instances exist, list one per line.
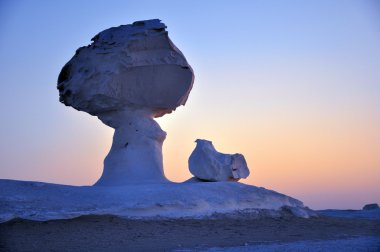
(0, 0), (379, 209)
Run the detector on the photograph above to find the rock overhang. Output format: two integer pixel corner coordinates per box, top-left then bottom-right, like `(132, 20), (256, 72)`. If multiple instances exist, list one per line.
(57, 19), (194, 117)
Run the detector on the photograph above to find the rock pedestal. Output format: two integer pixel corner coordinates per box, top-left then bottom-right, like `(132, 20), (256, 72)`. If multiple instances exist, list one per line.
(95, 109), (168, 185)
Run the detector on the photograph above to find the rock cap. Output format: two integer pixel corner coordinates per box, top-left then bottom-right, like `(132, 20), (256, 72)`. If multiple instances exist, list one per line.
(57, 19), (194, 117)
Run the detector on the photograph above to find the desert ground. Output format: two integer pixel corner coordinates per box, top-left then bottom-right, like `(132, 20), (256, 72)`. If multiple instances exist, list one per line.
(1, 213), (379, 251)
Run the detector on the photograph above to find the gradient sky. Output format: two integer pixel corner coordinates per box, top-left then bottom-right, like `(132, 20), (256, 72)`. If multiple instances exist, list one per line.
(0, 0), (379, 209)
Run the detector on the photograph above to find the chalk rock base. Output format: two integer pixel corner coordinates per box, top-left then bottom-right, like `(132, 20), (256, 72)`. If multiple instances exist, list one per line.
(0, 179), (314, 222)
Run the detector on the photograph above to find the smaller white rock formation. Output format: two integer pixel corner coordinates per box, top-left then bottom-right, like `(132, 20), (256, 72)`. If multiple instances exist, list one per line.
(189, 139), (250, 181)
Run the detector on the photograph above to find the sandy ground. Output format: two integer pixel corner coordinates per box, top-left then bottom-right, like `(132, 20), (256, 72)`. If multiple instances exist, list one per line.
(0, 215), (379, 251)
(202, 236), (380, 251)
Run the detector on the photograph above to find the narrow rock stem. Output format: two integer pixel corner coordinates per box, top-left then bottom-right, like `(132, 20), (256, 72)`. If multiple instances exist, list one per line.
(95, 109), (168, 186)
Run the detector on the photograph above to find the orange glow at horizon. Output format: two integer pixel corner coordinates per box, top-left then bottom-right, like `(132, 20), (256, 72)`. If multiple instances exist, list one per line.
(158, 98), (380, 209)
(1, 0), (379, 211)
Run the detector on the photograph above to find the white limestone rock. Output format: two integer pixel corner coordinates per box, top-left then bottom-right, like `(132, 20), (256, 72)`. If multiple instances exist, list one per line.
(57, 19), (194, 186)
(0, 19), (317, 222)
(0, 179), (314, 222)
(57, 19), (194, 117)
(188, 139), (250, 182)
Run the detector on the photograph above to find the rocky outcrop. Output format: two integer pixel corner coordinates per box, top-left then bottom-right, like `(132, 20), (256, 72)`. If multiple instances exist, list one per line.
(57, 19), (194, 186)
(188, 139), (250, 182)
(363, 203), (379, 210)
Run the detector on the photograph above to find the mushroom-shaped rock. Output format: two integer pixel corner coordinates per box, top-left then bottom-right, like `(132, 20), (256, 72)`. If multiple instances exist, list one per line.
(57, 19), (194, 186)
(188, 139), (250, 182)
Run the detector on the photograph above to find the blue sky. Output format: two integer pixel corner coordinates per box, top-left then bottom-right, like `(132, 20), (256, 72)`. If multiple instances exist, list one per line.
(0, 0), (379, 209)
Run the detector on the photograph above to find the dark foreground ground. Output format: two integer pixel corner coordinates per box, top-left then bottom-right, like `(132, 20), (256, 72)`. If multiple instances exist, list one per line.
(0, 215), (379, 251)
